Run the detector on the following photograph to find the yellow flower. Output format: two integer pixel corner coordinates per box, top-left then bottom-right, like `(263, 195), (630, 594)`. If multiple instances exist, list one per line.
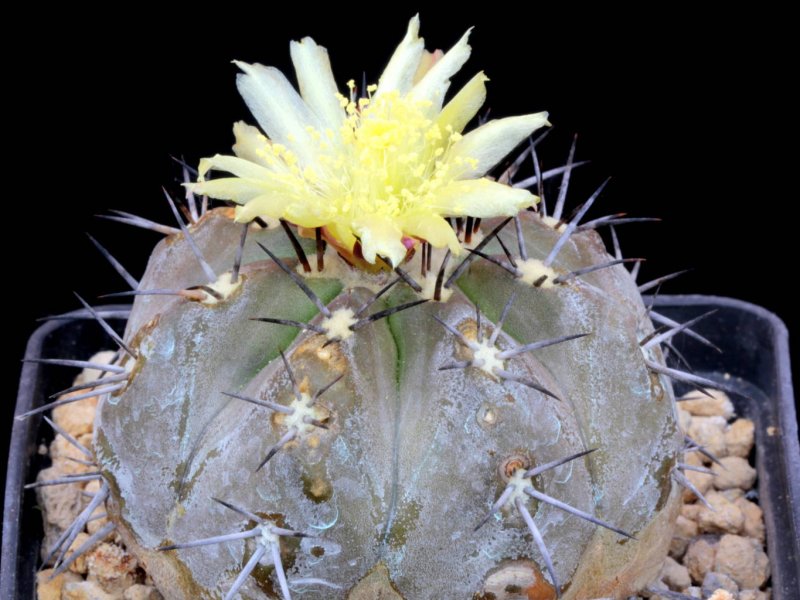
(191, 16), (549, 267)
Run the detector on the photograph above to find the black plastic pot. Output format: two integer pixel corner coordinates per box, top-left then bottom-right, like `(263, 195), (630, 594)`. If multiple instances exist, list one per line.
(3, 297), (798, 599)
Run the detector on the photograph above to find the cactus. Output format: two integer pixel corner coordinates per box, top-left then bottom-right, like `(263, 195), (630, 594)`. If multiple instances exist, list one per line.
(25, 15), (734, 600)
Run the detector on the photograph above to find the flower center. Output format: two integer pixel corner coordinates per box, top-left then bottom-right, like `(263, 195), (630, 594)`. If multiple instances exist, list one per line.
(252, 87), (475, 225)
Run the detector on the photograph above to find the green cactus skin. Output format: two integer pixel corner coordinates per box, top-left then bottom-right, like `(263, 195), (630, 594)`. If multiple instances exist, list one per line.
(93, 208), (682, 599)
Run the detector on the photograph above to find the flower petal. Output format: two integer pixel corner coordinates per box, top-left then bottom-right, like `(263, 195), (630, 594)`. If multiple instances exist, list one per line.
(189, 178), (271, 204)
(429, 178), (537, 217)
(448, 112), (551, 179)
(198, 154), (275, 182)
(412, 49), (444, 84)
(283, 199), (335, 229)
(399, 211), (461, 254)
(325, 220), (358, 255)
(290, 37), (345, 134)
(234, 194), (289, 223)
(232, 121), (272, 167)
(436, 71), (488, 134)
(233, 60), (321, 166)
(410, 27), (472, 111)
(352, 215), (407, 266)
(375, 15), (425, 97)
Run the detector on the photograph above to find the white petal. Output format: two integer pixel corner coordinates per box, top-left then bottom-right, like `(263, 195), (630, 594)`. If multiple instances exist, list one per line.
(410, 27), (472, 111)
(352, 215), (407, 266)
(234, 194), (287, 222)
(429, 178), (536, 217)
(412, 49), (443, 84)
(283, 200), (335, 229)
(198, 154), (274, 181)
(234, 61), (321, 167)
(232, 121), (271, 167)
(448, 113), (551, 179)
(436, 71), (488, 134)
(399, 211), (461, 253)
(290, 37), (344, 133)
(189, 178), (271, 204)
(375, 15), (425, 97)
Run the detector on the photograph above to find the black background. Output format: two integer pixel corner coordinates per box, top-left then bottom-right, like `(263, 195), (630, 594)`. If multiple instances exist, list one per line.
(2, 9), (794, 489)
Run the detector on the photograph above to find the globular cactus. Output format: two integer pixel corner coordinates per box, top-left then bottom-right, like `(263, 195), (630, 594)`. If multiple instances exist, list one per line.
(28, 15), (727, 600)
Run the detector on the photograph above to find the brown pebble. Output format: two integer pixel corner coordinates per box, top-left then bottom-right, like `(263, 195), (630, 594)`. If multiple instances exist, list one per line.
(739, 590), (770, 600)
(51, 351), (113, 439)
(82, 480), (111, 536)
(123, 584), (164, 600)
(77, 432), (94, 450)
(678, 408), (693, 433)
(670, 515), (699, 559)
(680, 389), (735, 419)
(681, 502), (704, 522)
(698, 491), (744, 534)
(702, 571), (739, 597)
(87, 507), (110, 537)
(708, 590), (735, 600)
(661, 556), (692, 591)
(725, 419), (755, 458)
(52, 391), (98, 439)
(713, 456), (756, 491)
(688, 416), (728, 459)
(73, 351), (118, 386)
(714, 534), (770, 589)
(35, 568), (82, 600)
(35, 465), (85, 535)
(685, 537), (718, 583)
(734, 498), (766, 543)
(49, 435), (95, 476)
(718, 488), (745, 503)
(682, 452), (715, 502)
(62, 580), (119, 600)
(66, 532), (91, 574)
(87, 542), (139, 593)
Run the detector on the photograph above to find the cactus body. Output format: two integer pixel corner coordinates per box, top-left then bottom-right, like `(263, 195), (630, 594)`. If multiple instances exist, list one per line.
(95, 210), (681, 599)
